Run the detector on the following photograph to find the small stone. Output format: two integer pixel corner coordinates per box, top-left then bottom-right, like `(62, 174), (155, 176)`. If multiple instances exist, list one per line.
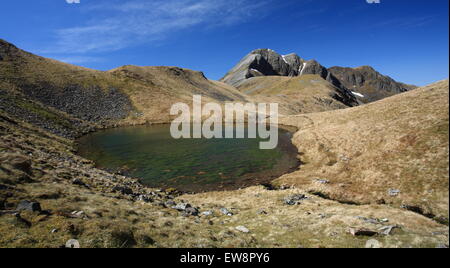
(16, 201), (41, 212)
(315, 179), (330, 184)
(388, 189), (401, 196)
(137, 195), (152, 202)
(51, 229), (58, 233)
(172, 203), (191, 211)
(220, 208), (233, 216)
(235, 226), (250, 233)
(65, 239), (80, 248)
(365, 239), (382, 248)
(201, 211), (214, 217)
(284, 194), (307, 205)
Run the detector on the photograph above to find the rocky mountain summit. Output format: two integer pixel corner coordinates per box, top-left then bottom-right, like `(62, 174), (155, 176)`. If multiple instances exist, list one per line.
(221, 48), (415, 102)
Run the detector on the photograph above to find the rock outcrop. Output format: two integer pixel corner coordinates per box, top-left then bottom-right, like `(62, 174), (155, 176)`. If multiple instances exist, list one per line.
(328, 66), (417, 102)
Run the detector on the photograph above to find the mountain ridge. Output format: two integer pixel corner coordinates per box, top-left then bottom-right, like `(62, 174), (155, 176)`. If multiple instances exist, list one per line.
(221, 48), (416, 103)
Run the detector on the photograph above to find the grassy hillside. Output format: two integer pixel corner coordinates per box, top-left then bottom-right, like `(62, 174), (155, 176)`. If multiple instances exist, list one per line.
(278, 80), (449, 222)
(0, 40), (251, 127)
(237, 74), (353, 115)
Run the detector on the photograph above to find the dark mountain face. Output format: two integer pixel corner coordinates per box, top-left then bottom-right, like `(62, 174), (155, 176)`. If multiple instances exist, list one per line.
(328, 66), (417, 102)
(221, 48), (415, 103)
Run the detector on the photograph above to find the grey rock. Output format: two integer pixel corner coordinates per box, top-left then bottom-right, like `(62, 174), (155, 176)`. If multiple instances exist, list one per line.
(388, 189), (401, 196)
(378, 225), (400, 236)
(235, 226), (250, 233)
(284, 194), (307, 205)
(201, 211), (214, 217)
(220, 208), (233, 216)
(315, 179), (330, 184)
(16, 200), (41, 212)
(183, 207), (199, 217)
(172, 203), (191, 211)
(65, 239), (80, 248)
(71, 211), (86, 219)
(137, 195), (152, 202)
(164, 200), (176, 207)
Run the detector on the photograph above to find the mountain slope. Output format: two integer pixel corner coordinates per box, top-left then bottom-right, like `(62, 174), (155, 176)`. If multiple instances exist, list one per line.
(329, 66), (417, 103)
(0, 39), (250, 128)
(237, 74), (355, 115)
(278, 80), (449, 222)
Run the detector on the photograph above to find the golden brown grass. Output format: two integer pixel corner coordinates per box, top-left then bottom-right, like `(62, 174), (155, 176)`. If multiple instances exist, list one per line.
(237, 75), (351, 115)
(277, 80), (449, 220)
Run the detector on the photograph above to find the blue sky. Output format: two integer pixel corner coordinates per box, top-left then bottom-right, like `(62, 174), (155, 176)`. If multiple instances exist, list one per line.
(1, 0), (448, 86)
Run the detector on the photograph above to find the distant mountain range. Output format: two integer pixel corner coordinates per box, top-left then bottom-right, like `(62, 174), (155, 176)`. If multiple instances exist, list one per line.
(221, 48), (416, 103)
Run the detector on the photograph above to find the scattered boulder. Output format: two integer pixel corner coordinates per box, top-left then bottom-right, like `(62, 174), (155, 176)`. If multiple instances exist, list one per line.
(164, 200), (176, 208)
(137, 195), (152, 203)
(183, 207), (199, 217)
(16, 200), (41, 212)
(284, 194), (307, 205)
(235, 226), (250, 233)
(172, 203), (191, 211)
(65, 239), (80, 248)
(378, 225), (400, 236)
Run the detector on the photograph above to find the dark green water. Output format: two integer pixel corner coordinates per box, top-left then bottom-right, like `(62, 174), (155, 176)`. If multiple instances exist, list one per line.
(77, 124), (299, 192)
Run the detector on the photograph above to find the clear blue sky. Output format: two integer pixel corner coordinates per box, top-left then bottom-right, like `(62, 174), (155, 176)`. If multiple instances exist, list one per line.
(1, 0), (448, 86)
